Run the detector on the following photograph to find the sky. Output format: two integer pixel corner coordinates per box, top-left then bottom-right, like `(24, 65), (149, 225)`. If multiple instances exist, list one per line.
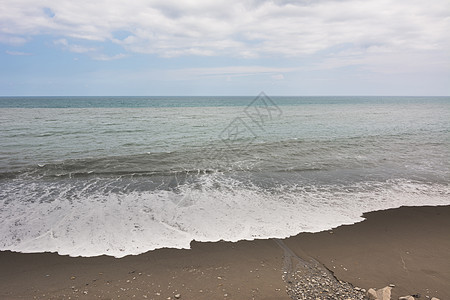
(0, 0), (449, 96)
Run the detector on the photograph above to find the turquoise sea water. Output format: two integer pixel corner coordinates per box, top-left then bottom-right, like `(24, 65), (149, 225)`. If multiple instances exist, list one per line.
(0, 95), (449, 257)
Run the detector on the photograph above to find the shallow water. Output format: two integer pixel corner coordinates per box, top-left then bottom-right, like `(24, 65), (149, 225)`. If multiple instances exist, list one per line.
(1, 95), (449, 257)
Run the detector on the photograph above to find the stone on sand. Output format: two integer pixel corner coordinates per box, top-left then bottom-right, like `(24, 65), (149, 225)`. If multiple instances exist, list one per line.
(376, 286), (392, 300)
(366, 286), (392, 300)
(367, 288), (378, 300)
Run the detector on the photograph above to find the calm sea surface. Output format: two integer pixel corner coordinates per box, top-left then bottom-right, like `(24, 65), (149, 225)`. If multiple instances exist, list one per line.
(0, 96), (449, 257)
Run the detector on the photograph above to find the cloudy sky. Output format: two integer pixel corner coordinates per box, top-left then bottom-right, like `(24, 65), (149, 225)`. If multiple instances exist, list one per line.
(1, 0), (449, 96)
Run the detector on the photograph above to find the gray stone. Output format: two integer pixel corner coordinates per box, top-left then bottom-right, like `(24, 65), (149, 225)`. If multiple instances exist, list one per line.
(431, 298), (440, 300)
(399, 296), (414, 300)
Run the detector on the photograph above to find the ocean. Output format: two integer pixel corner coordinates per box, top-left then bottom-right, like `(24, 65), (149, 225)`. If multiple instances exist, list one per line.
(0, 95), (449, 257)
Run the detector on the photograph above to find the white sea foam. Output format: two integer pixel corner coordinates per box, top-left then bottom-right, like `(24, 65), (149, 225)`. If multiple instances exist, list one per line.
(0, 175), (449, 258)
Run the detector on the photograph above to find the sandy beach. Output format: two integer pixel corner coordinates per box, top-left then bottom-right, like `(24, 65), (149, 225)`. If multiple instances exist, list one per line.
(1, 205), (449, 300)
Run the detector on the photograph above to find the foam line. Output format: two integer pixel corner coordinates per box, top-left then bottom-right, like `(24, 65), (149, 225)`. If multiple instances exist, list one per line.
(1, 175), (449, 257)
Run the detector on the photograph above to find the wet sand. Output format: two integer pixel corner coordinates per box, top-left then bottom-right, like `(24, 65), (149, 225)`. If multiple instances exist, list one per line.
(1, 205), (449, 299)
(286, 205), (450, 299)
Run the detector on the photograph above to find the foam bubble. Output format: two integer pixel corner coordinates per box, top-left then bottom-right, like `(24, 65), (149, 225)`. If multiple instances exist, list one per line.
(0, 175), (449, 257)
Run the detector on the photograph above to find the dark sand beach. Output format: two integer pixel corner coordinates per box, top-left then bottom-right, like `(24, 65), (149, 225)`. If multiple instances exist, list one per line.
(1, 205), (449, 300)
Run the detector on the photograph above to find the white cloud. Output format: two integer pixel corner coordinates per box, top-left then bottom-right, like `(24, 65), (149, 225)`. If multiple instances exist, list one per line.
(272, 74), (284, 80)
(153, 66), (295, 82)
(173, 66), (296, 78)
(5, 50), (32, 56)
(0, 0), (449, 72)
(90, 65), (298, 83)
(92, 53), (126, 61)
(54, 38), (97, 53)
(0, 34), (27, 46)
(53, 38), (125, 61)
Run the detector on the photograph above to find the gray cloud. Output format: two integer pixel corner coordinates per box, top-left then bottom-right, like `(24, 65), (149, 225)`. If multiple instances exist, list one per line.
(1, 0), (449, 71)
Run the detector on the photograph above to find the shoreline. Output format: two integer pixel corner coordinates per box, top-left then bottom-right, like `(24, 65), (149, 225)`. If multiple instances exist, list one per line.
(1, 205), (449, 299)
